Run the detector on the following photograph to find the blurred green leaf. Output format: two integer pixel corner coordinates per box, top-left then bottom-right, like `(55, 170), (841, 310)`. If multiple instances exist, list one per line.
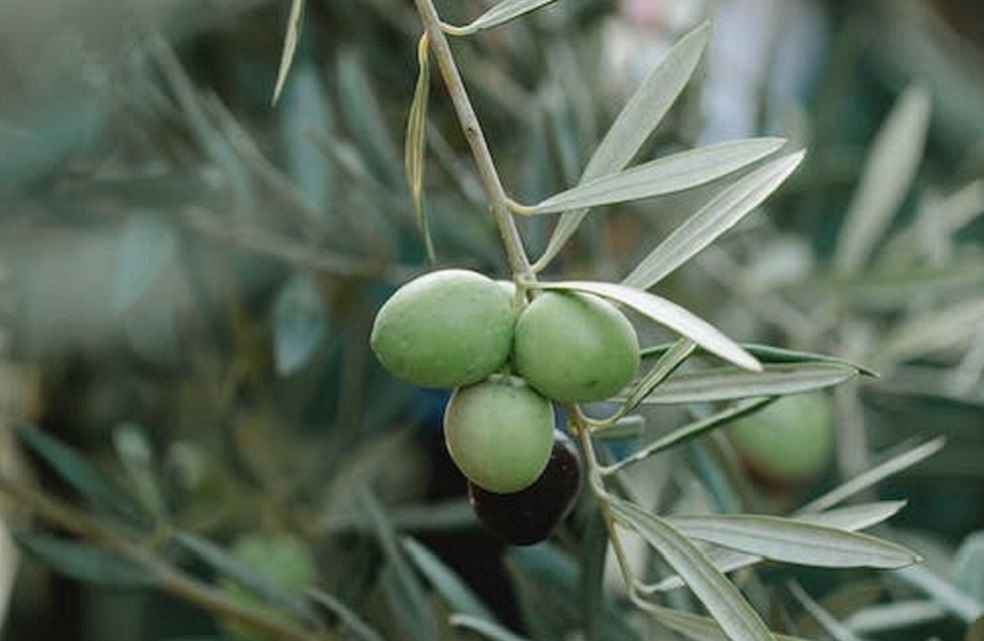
(954, 532), (984, 602)
(14, 533), (154, 588)
(580, 508), (608, 641)
(531, 139), (785, 214)
(635, 364), (856, 405)
(14, 423), (146, 525)
(875, 298), (984, 366)
(799, 437), (945, 513)
(450, 0), (561, 35)
(834, 85), (932, 274)
(895, 565), (984, 623)
(113, 214), (179, 314)
(843, 600), (946, 634)
(405, 32), (436, 261)
(337, 51), (401, 187)
(609, 498), (775, 641)
(622, 152), (804, 291)
(281, 59), (333, 214)
(308, 589), (387, 641)
(449, 615), (532, 641)
(273, 272), (327, 376)
(173, 533), (316, 622)
(402, 537), (496, 621)
(272, 0), (305, 105)
(601, 398), (775, 473)
(534, 22), (710, 271)
(667, 514), (919, 569)
(532, 281), (760, 372)
(787, 581), (865, 641)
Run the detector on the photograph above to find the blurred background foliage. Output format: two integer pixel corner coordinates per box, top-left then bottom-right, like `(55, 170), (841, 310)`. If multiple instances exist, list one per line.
(0, 0), (983, 640)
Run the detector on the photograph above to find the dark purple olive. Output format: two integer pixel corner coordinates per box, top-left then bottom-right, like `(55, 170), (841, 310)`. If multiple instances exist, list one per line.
(468, 429), (583, 546)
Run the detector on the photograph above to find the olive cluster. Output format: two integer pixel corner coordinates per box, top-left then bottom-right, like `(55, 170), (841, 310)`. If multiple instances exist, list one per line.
(371, 269), (641, 544)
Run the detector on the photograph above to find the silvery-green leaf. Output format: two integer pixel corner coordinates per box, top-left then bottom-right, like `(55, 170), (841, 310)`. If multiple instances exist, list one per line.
(641, 343), (878, 377)
(14, 533), (155, 588)
(272, 0), (305, 105)
(273, 272), (326, 376)
(402, 537), (496, 621)
(666, 514), (920, 569)
(954, 532), (984, 602)
(619, 339), (696, 418)
(449, 615), (532, 641)
(113, 214), (179, 314)
(281, 60), (332, 215)
(450, 0), (561, 35)
(404, 33), (435, 261)
(532, 281), (760, 372)
(308, 590), (386, 641)
(609, 498), (776, 641)
(601, 398), (775, 474)
(531, 139), (785, 214)
(622, 152), (804, 290)
(643, 501), (908, 592)
(799, 437), (945, 513)
(787, 581), (866, 641)
(834, 86), (932, 274)
(875, 298), (984, 366)
(843, 600), (946, 634)
(533, 23), (710, 271)
(633, 601), (806, 641)
(581, 511), (609, 641)
(636, 363), (856, 405)
(894, 565), (984, 624)
(337, 51), (401, 186)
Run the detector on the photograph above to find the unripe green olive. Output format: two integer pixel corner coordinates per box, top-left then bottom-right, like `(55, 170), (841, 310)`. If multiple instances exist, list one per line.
(513, 291), (640, 402)
(444, 375), (555, 493)
(729, 393), (834, 485)
(371, 269), (515, 388)
(219, 534), (317, 641)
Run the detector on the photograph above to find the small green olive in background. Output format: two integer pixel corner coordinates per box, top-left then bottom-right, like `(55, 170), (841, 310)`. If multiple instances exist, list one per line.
(219, 534), (317, 641)
(444, 375), (555, 493)
(370, 269), (515, 388)
(728, 392), (834, 486)
(513, 291), (640, 402)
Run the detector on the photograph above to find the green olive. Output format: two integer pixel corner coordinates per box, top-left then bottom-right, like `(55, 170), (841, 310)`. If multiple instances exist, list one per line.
(729, 393), (834, 484)
(371, 269), (515, 388)
(444, 375), (555, 493)
(219, 534), (317, 641)
(513, 291), (640, 402)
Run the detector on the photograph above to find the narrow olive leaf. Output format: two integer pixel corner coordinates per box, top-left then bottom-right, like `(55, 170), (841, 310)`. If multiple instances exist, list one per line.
(875, 298), (984, 366)
(14, 532), (155, 588)
(532, 281), (760, 372)
(533, 23), (711, 271)
(448, 0), (561, 35)
(601, 398), (775, 474)
(641, 342), (878, 377)
(787, 581), (866, 641)
(798, 437), (945, 513)
(307, 589), (387, 641)
(609, 498), (776, 641)
(665, 514), (920, 569)
(174, 533), (317, 623)
(272, 0), (305, 106)
(641, 501), (908, 593)
(635, 601), (807, 641)
(113, 214), (179, 314)
(843, 600), (946, 634)
(13, 423), (146, 525)
(895, 565), (984, 623)
(954, 532), (984, 602)
(449, 614), (533, 641)
(834, 85), (932, 274)
(619, 339), (696, 418)
(531, 139), (785, 214)
(405, 32), (436, 262)
(402, 537), (497, 622)
(636, 363), (856, 405)
(336, 51), (401, 186)
(623, 152), (804, 290)
(273, 272), (327, 376)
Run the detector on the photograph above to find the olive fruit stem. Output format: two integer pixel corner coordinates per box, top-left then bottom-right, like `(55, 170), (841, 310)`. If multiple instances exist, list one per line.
(411, 0), (535, 283)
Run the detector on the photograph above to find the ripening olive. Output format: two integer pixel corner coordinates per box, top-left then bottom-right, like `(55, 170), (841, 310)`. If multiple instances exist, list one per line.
(370, 269), (515, 388)
(729, 392), (834, 485)
(444, 375), (555, 493)
(218, 534), (317, 641)
(514, 291), (640, 402)
(468, 428), (583, 546)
